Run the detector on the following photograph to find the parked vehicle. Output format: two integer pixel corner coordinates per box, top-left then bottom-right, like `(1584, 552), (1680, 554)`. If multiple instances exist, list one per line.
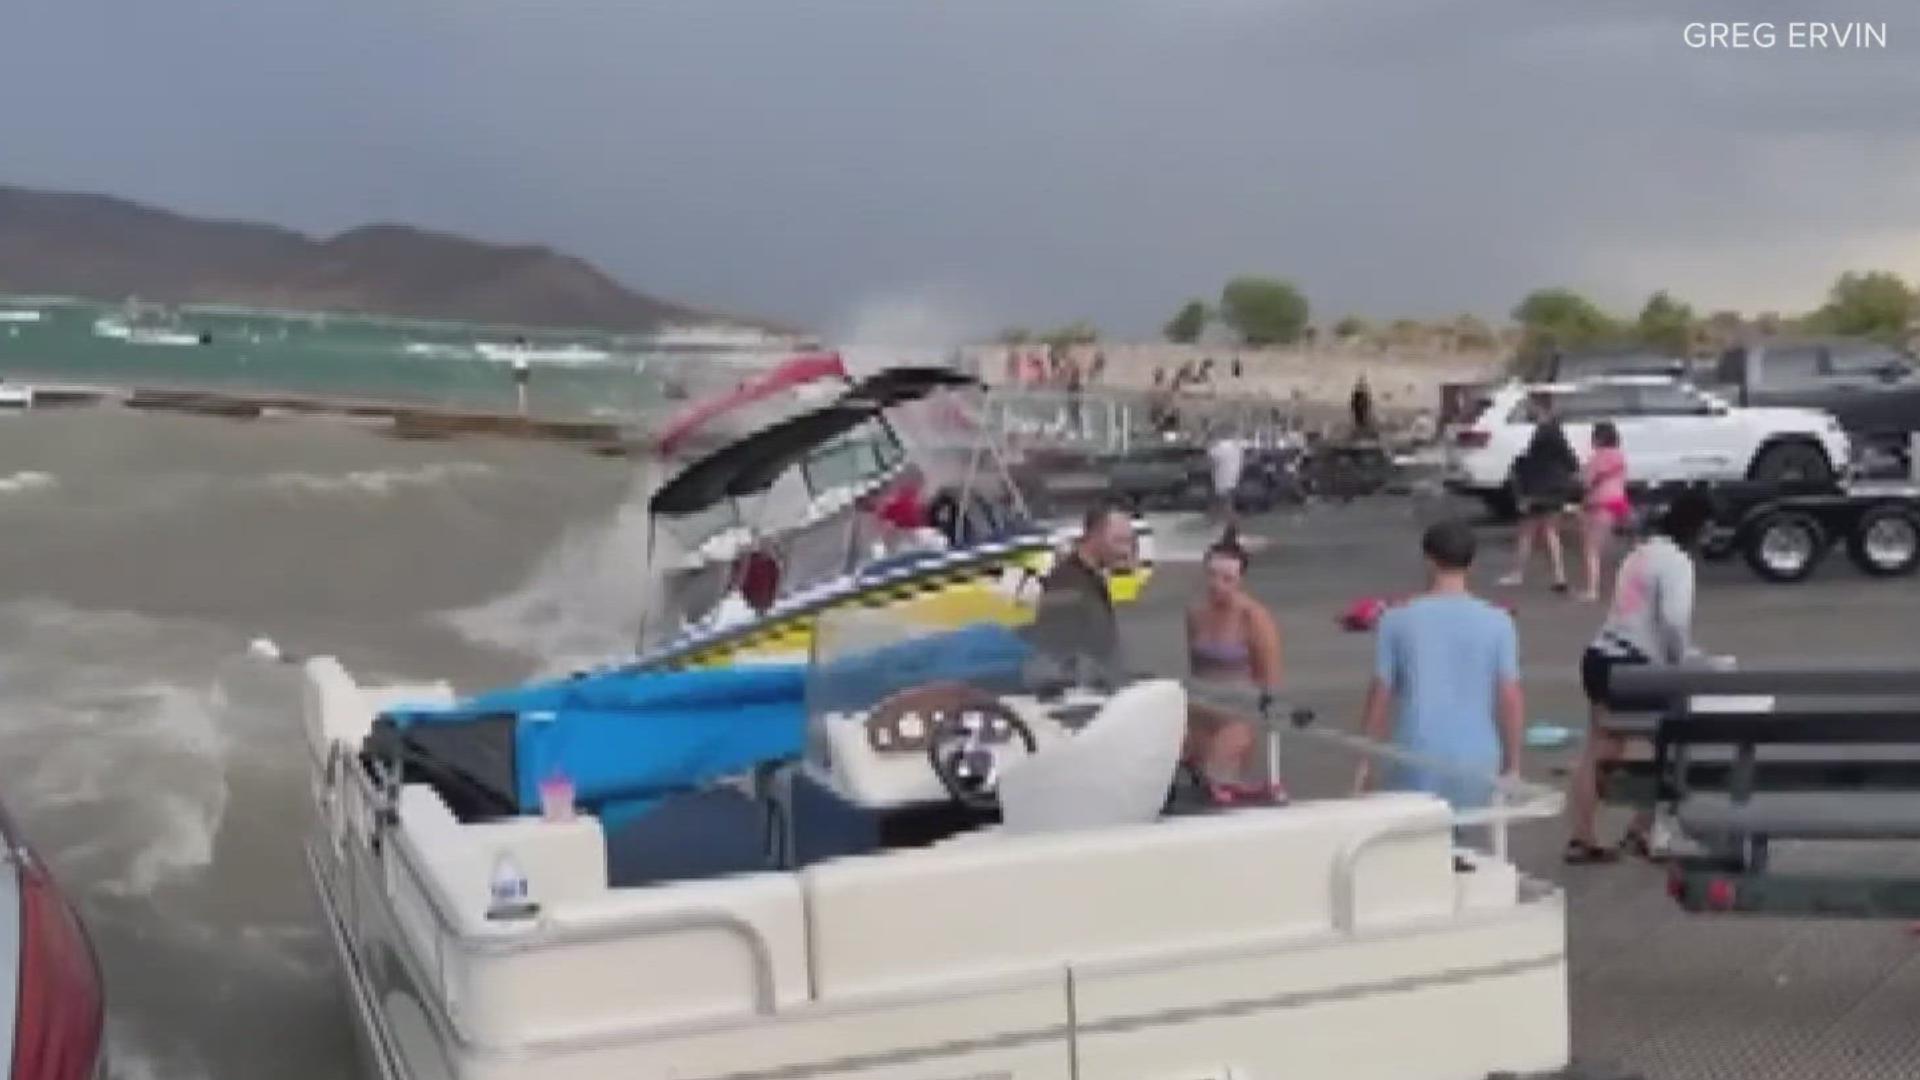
(1445, 376), (1852, 518)
(1, 795), (106, 1080)
(1703, 338), (1920, 476)
(1540, 346), (1692, 383)
(1016, 439), (1309, 516)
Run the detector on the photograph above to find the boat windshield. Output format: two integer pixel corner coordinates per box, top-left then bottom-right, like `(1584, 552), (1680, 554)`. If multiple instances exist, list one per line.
(799, 423), (902, 496)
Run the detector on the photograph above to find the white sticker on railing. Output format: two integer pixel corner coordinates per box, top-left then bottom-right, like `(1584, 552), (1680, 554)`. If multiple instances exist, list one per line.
(1689, 695), (1776, 713)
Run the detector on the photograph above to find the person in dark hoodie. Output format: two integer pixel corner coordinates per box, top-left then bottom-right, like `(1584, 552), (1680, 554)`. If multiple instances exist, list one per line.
(1498, 392), (1580, 591)
(1025, 502), (1134, 686)
(1350, 375), (1375, 437)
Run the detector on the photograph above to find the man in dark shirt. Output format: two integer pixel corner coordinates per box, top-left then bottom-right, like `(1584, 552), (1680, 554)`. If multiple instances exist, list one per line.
(1026, 503), (1134, 684)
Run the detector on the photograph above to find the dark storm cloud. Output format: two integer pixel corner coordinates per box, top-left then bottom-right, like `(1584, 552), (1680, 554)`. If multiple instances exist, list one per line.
(4, 0), (1917, 335)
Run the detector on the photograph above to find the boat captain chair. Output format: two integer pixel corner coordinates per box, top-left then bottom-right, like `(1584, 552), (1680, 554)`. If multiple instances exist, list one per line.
(996, 678), (1188, 834)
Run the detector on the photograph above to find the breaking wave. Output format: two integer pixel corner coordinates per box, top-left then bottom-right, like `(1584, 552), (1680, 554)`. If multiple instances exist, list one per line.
(441, 465), (671, 674)
(0, 469), (57, 494)
(255, 461), (494, 496)
(0, 603), (236, 898)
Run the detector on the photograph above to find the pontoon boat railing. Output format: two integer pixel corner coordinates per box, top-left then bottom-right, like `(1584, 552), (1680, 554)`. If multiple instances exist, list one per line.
(1183, 679), (1564, 866)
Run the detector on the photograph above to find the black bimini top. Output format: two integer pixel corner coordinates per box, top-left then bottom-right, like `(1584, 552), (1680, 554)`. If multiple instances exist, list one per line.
(648, 366), (979, 518)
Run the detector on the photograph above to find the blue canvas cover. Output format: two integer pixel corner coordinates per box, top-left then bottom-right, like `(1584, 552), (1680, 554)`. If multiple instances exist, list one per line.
(379, 623), (1034, 815)
(806, 621), (1033, 713)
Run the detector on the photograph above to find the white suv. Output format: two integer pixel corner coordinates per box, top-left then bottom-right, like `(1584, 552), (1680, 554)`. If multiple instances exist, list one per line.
(1445, 376), (1851, 515)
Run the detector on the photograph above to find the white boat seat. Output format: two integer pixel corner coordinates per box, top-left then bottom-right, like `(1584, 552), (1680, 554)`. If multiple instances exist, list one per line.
(1679, 792), (1920, 839)
(997, 679), (1187, 834)
(801, 793), (1455, 1000)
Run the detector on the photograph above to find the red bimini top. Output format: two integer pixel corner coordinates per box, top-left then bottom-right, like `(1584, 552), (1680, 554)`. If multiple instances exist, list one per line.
(654, 352), (850, 457)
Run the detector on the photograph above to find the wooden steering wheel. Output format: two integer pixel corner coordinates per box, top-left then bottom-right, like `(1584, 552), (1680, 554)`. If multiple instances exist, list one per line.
(863, 682), (1036, 810)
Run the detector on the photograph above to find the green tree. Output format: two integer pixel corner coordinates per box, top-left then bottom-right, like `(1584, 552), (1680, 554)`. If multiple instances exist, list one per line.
(1807, 271), (1918, 341)
(996, 327), (1033, 345)
(1510, 287), (1622, 371)
(1332, 316), (1370, 341)
(1218, 276), (1310, 346)
(1163, 300), (1209, 344)
(1635, 290), (1695, 355)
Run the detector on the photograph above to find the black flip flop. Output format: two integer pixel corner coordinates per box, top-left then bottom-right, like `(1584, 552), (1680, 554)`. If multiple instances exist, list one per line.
(1564, 839), (1619, 865)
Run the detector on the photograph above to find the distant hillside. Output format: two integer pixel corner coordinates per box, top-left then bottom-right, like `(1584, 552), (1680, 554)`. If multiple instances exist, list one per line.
(0, 184), (739, 332)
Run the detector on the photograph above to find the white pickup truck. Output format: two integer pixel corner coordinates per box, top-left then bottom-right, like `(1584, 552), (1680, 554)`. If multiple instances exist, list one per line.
(1445, 376), (1852, 517)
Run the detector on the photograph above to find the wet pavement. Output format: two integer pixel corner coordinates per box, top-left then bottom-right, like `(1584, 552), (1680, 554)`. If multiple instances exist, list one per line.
(1150, 497), (1920, 1080)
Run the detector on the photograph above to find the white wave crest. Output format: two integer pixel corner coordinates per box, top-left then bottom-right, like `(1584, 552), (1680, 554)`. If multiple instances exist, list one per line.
(256, 461), (493, 496)
(0, 469), (57, 494)
(441, 467), (669, 673)
(0, 603), (236, 899)
(473, 341), (614, 366)
(402, 341), (476, 360)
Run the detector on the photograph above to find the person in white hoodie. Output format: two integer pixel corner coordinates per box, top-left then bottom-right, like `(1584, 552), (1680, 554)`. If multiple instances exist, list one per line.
(1207, 428), (1245, 528)
(1564, 490), (1715, 863)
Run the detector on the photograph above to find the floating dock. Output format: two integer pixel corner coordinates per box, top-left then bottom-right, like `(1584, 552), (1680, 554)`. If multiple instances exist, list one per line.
(8, 381), (647, 457)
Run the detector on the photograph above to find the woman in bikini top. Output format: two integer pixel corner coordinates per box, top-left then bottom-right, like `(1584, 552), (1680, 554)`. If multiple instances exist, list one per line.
(1185, 538), (1285, 803)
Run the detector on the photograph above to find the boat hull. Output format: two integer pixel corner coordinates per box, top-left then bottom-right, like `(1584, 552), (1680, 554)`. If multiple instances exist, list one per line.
(305, 757), (1570, 1080)
(309, 843), (405, 1080)
(645, 524), (1154, 673)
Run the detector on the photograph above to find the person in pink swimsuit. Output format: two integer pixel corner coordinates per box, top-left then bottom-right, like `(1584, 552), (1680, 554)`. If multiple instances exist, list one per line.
(1579, 422), (1630, 602)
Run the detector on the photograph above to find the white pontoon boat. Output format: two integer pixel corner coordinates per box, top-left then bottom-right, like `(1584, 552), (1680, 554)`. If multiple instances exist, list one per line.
(301, 602), (1572, 1080)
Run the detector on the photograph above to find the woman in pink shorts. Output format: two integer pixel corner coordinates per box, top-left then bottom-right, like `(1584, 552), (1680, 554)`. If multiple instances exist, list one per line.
(1579, 422), (1630, 601)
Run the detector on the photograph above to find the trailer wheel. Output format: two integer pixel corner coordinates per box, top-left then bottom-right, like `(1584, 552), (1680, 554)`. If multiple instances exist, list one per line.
(1846, 505), (1920, 577)
(1743, 512), (1826, 583)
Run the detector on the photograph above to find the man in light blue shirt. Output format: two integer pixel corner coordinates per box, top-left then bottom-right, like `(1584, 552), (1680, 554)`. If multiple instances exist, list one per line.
(1356, 520), (1525, 810)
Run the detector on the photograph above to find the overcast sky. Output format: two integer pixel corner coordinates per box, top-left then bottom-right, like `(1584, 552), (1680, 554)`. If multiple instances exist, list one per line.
(6, 0), (1919, 339)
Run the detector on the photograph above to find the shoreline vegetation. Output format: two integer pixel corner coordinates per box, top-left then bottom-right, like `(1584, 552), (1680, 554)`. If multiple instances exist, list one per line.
(980, 270), (1920, 404)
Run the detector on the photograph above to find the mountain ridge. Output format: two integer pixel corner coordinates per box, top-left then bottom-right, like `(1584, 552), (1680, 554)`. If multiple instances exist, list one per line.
(0, 184), (758, 333)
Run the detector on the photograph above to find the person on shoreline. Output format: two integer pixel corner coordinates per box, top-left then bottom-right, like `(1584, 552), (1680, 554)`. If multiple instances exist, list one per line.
(1356, 520), (1524, 816)
(1578, 422), (1630, 601)
(511, 352), (531, 415)
(1500, 392), (1579, 591)
(1208, 425), (1245, 529)
(1565, 491), (1714, 864)
(1185, 536), (1286, 803)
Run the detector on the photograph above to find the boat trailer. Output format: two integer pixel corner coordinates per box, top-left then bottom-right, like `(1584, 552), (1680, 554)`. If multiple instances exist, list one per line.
(1632, 475), (1920, 584)
(1602, 665), (1920, 917)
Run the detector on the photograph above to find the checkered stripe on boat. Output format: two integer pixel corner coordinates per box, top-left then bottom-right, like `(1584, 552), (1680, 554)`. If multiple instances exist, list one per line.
(636, 517), (1155, 672)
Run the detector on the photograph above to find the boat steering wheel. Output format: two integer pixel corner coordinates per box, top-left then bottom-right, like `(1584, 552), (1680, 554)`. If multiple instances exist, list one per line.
(865, 683), (1037, 811)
